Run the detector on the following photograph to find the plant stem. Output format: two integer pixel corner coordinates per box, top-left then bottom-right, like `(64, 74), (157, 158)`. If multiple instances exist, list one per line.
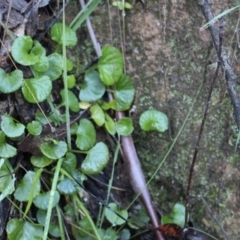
(43, 158), (63, 240)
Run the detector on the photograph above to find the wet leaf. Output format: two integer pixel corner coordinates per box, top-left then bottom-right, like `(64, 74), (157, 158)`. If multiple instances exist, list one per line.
(40, 140), (67, 159)
(116, 117), (134, 136)
(51, 23), (77, 46)
(0, 68), (23, 93)
(105, 203), (128, 226)
(79, 70), (105, 102)
(1, 115), (25, 138)
(90, 104), (105, 127)
(76, 119), (96, 150)
(81, 142), (109, 174)
(7, 219), (43, 240)
(22, 76), (52, 103)
(98, 46), (123, 85)
(139, 109), (168, 132)
(14, 171), (41, 202)
(11, 36), (39, 66)
(27, 121), (42, 136)
(33, 191), (60, 210)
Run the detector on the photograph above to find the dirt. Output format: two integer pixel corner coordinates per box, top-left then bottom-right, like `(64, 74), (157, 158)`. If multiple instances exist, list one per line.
(90, 0), (240, 239)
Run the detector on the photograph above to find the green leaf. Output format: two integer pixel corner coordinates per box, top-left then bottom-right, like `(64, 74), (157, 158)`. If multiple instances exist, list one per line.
(33, 191), (60, 210)
(32, 56), (49, 72)
(81, 142), (109, 174)
(30, 155), (53, 168)
(116, 117), (134, 136)
(60, 89), (80, 112)
(98, 46), (123, 85)
(27, 121), (42, 136)
(105, 203), (128, 226)
(51, 23), (77, 46)
(7, 219), (43, 240)
(1, 115), (25, 138)
(0, 160), (15, 200)
(67, 74), (76, 88)
(90, 104), (105, 127)
(104, 113), (116, 135)
(76, 119), (96, 150)
(139, 109), (168, 132)
(0, 162), (12, 192)
(11, 36), (39, 66)
(79, 70), (105, 102)
(0, 132), (17, 158)
(57, 178), (78, 195)
(40, 140), (67, 159)
(14, 171), (41, 202)
(22, 76), (52, 103)
(114, 74), (135, 111)
(63, 152), (77, 171)
(113, 1), (132, 10)
(0, 68), (23, 93)
(162, 203), (185, 227)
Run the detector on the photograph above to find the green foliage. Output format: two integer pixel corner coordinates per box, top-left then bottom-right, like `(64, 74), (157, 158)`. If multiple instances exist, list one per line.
(0, 68), (23, 93)
(161, 203), (185, 227)
(0, 19), (171, 240)
(105, 203), (128, 226)
(7, 219), (43, 240)
(98, 46), (123, 85)
(139, 109), (169, 132)
(112, 1), (132, 10)
(51, 23), (77, 46)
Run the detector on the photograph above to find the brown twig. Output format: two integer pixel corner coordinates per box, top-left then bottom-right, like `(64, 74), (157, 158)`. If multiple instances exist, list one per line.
(199, 0), (240, 128)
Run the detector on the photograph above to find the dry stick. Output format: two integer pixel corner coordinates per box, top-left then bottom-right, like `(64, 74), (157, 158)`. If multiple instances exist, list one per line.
(199, 0), (240, 128)
(78, 1), (164, 239)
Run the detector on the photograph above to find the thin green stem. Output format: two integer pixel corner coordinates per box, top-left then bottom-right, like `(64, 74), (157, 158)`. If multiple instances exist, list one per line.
(62, 0), (71, 149)
(43, 158), (63, 240)
(73, 195), (101, 240)
(56, 205), (66, 240)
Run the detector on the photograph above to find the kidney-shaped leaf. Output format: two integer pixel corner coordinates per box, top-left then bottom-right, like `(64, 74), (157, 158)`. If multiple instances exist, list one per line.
(111, 74), (135, 111)
(60, 89), (80, 112)
(30, 155), (52, 168)
(98, 46), (123, 86)
(27, 121), (42, 136)
(90, 104), (105, 127)
(139, 109), (168, 132)
(105, 203), (128, 226)
(79, 70), (105, 102)
(51, 23), (77, 46)
(40, 140), (67, 159)
(33, 191), (60, 210)
(0, 131), (17, 158)
(0, 68), (23, 93)
(116, 117), (134, 136)
(76, 119), (96, 150)
(81, 142), (109, 174)
(1, 115), (25, 138)
(22, 76), (52, 103)
(14, 171), (41, 202)
(162, 203), (185, 227)
(7, 219), (43, 240)
(11, 36), (39, 66)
